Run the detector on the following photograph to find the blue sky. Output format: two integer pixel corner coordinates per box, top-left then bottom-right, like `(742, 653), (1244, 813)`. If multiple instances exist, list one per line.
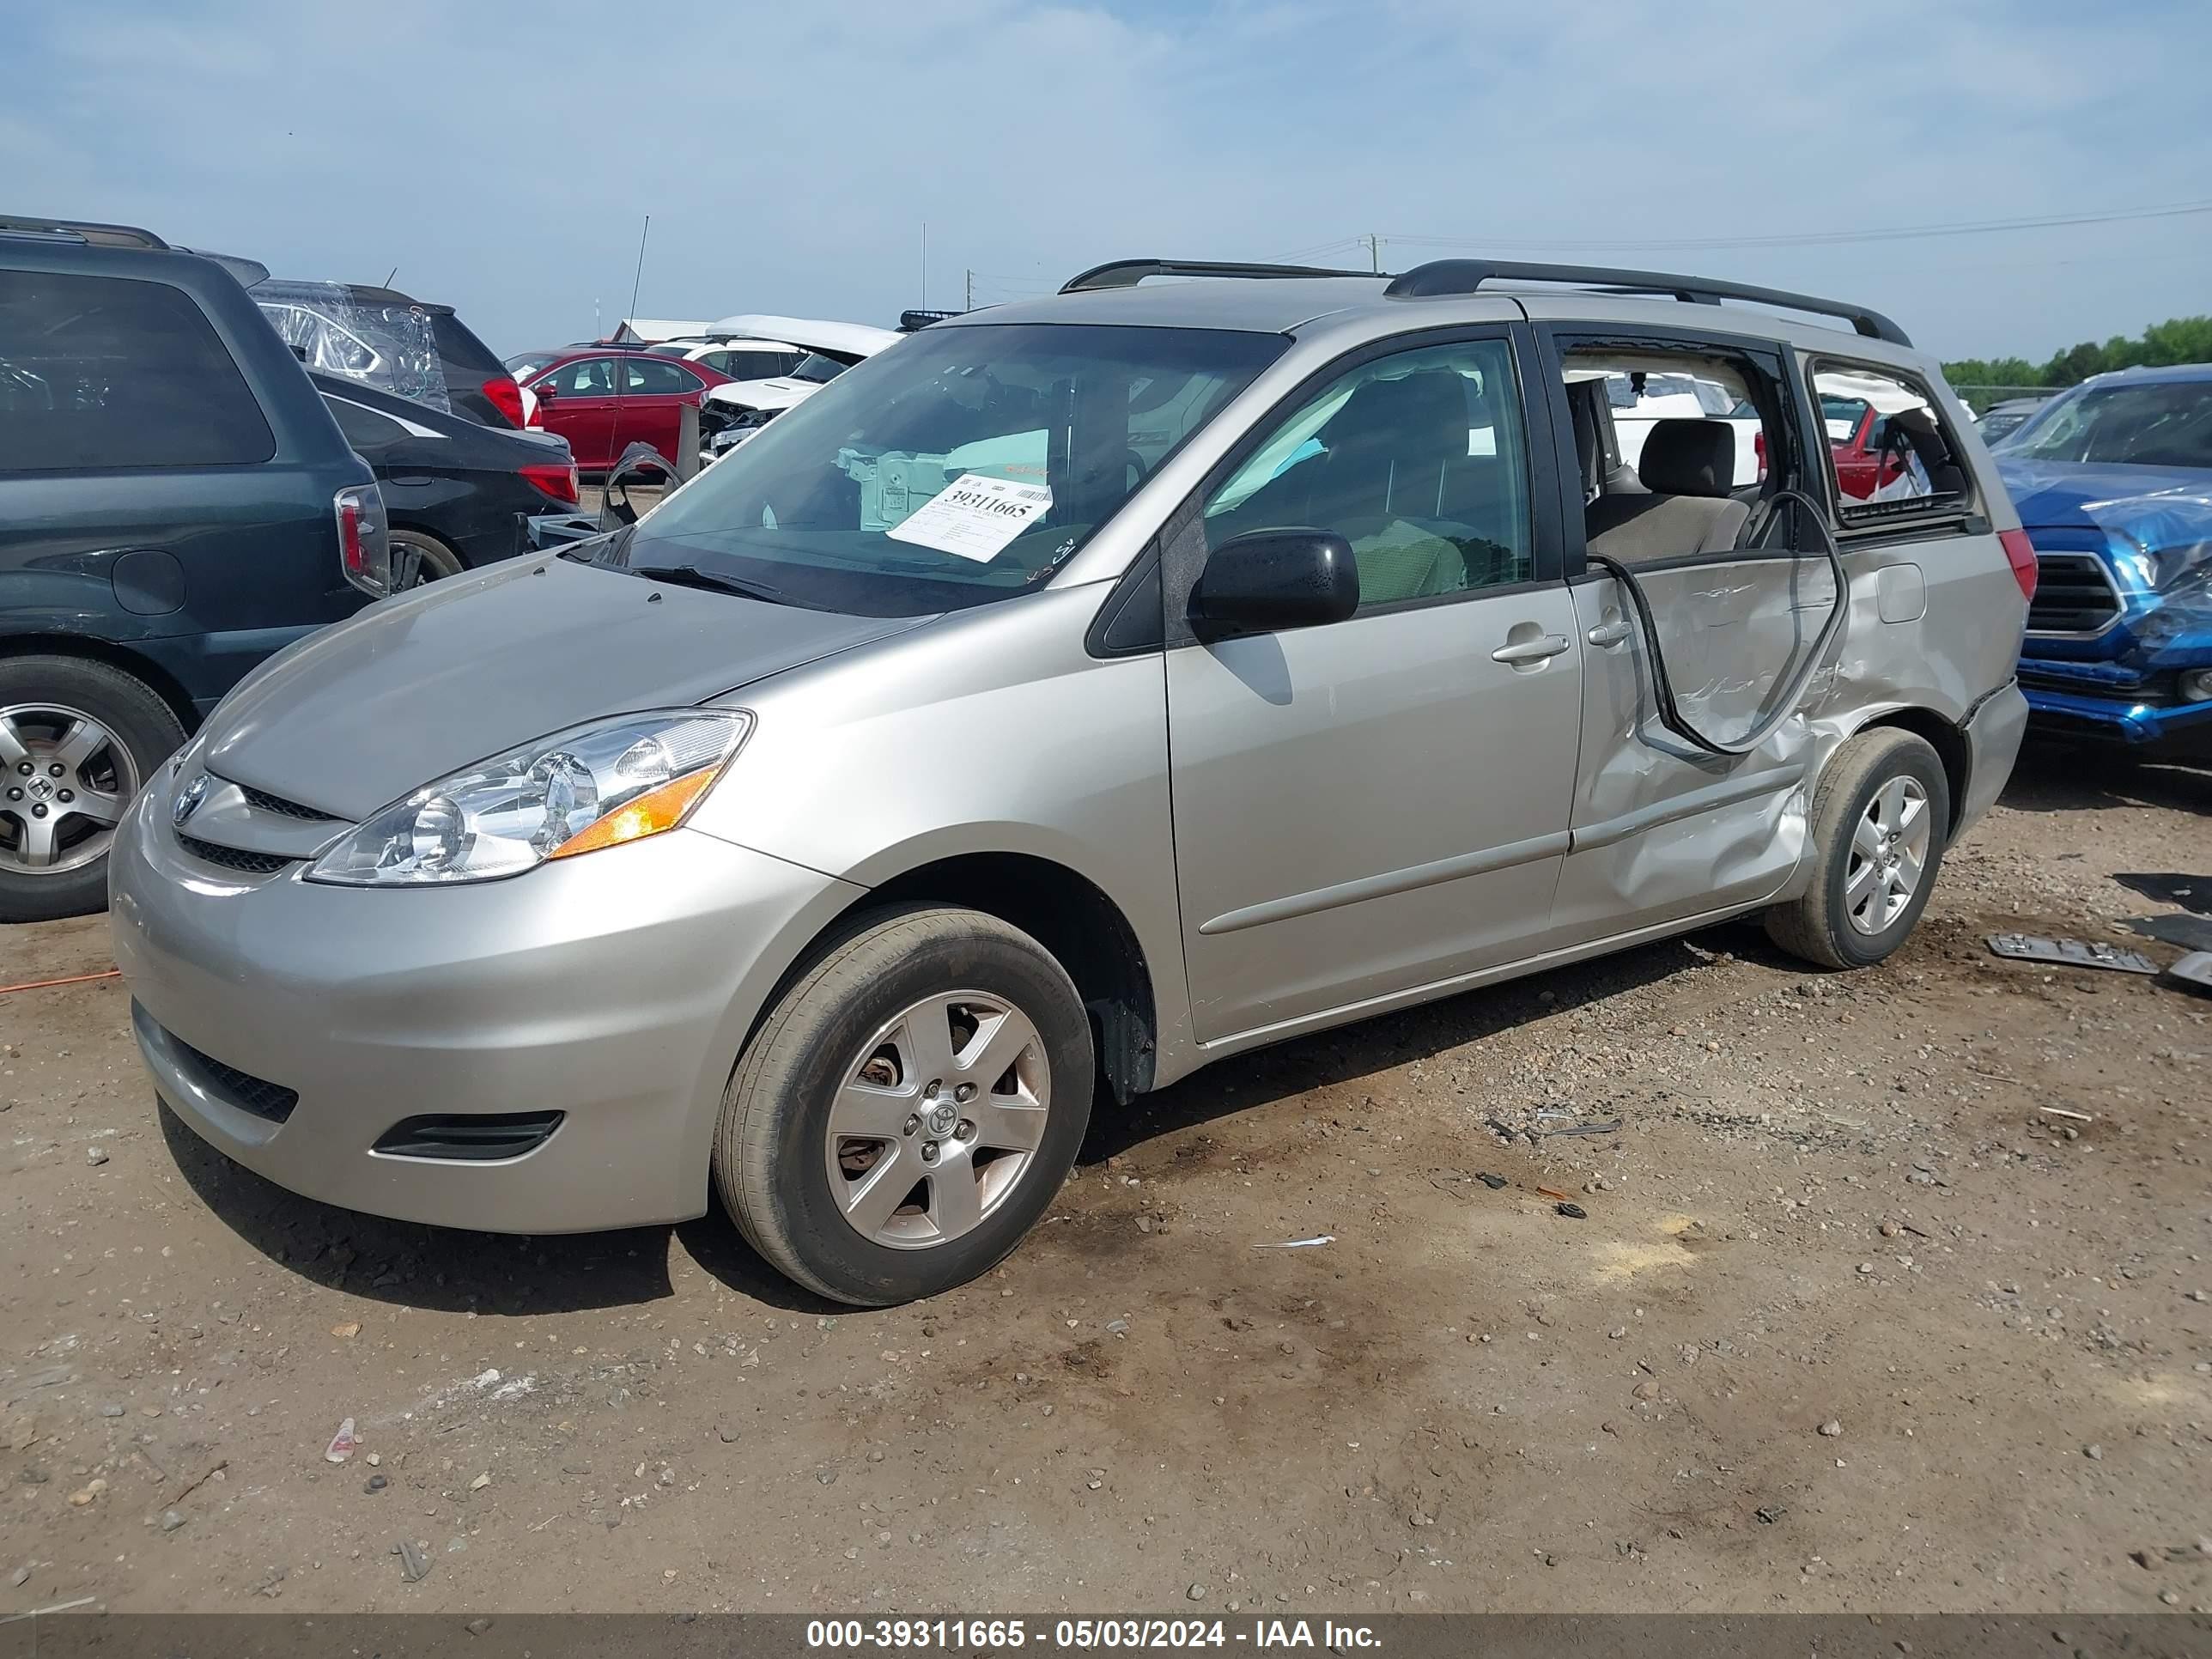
(9, 0), (2209, 362)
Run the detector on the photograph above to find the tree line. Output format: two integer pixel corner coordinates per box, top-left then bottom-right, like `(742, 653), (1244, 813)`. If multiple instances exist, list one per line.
(1943, 316), (2212, 400)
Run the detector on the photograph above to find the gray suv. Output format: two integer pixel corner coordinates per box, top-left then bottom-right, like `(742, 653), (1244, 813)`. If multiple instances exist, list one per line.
(110, 257), (2031, 1305)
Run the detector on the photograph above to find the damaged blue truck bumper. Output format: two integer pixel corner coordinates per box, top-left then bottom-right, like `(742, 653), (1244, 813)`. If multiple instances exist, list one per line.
(2019, 609), (2212, 744)
(2018, 665), (2212, 744)
(1998, 453), (2212, 749)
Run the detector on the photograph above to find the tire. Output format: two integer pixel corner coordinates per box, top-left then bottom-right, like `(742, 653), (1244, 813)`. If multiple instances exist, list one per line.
(390, 528), (466, 589)
(715, 905), (1095, 1306)
(1765, 727), (1951, 970)
(0, 654), (185, 923)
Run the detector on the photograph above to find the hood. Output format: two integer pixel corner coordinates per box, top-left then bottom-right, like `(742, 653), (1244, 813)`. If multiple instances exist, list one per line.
(202, 556), (924, 819)
(704, 378), (812, 411)
(1996, 457), (2212, 532)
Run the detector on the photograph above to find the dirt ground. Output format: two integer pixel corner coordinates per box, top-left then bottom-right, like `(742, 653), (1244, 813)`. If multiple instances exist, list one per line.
(3, 740), (2208, 1617)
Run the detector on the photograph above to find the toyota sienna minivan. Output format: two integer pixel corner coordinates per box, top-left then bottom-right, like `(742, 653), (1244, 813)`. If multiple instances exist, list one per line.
(111, 256), (2031, 1304)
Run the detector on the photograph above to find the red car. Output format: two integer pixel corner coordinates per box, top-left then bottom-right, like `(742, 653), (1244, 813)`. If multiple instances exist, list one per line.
(520, 349), (735, 473)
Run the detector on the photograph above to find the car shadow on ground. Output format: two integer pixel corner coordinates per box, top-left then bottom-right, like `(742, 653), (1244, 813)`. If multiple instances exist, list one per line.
(2001, 736), (2212, 816)
(1079, 922), (1761, 1165)
(156, 1103), (843, 1316)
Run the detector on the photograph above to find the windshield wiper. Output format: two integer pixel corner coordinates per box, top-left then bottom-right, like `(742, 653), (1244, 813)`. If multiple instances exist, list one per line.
(634, 563), (795, 606)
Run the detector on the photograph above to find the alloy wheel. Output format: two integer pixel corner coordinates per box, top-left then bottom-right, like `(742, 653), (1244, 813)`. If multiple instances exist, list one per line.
(823, 990), (1053, 1249)
(1844, 775), (1930, 936)
(0, 703), (142, 877)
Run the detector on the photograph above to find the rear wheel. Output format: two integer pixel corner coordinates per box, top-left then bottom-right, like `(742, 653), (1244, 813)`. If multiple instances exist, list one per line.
(390, 528), (466, 589)
(1765, 727), (1949, 969)
(0, 655), (185, 922)
(715, 906), (1094, 1305)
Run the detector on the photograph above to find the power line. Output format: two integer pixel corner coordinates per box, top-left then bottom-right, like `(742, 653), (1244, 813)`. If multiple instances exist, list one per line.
(1370, 198), (2212, 257)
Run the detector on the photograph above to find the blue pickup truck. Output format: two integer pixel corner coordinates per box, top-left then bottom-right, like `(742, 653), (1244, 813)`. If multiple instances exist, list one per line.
(1993, 362), (2212, 748)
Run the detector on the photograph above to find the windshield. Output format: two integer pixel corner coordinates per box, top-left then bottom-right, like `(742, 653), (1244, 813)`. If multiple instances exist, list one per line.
(788, 351), (853, 384)
(1996, 380), (2212, 469)
(597, 322), (1285, 616)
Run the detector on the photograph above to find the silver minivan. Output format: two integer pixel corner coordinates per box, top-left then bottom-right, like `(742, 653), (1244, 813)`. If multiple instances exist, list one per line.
(110, 258), (2032, 1304)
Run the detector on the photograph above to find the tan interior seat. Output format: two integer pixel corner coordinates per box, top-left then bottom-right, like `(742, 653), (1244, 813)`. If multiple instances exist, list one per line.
(1585, 418), (1748, 563)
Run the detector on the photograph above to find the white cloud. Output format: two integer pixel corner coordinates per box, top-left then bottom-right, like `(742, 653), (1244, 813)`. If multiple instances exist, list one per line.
(9, 0), (2208, 359)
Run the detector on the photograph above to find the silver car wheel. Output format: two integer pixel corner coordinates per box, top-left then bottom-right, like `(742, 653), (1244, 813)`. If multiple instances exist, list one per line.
(390, 530), (465, 590)
(1843, 775), (1930, 936)
(823, 989), (1052, 1250)
(0, 702), (142, 878)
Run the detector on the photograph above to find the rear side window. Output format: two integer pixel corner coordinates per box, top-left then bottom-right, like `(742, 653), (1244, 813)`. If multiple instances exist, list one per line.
(1811, 363), (1972, 526)
(623, 358), (701, 394)
(0, 269), (276, 471)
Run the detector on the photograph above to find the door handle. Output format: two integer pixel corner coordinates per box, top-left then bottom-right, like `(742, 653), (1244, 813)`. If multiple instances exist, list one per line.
(1491, 633), (1571, 665)
(1586, 620), (1632, 648)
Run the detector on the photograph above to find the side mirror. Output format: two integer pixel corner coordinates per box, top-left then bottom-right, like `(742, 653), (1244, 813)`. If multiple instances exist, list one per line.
(532, 379), (557, 400)
(1189, 527), (1359, 635)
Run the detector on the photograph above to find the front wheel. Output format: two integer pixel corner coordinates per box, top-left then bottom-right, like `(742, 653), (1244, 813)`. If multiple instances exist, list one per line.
(1765, 727), (1950, 969)
(0, 655), (185, 922)
(715, 906), (1095, 1305)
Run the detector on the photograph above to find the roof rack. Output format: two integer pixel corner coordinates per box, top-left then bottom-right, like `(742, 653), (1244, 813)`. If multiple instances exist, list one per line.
(1382, 258), (1910, 346)
(2, 216), (270, 287)
(1060, 258), (1380, 293)
(0, 214), (167, 249)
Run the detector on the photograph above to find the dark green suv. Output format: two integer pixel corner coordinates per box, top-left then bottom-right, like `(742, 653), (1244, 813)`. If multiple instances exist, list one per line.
(0, 216), (389, 921)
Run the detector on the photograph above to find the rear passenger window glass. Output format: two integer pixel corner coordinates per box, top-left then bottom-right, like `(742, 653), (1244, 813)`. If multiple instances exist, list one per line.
(623, 358), (698, 394)
(1812, 364), (1972, 524)
(0, 270), (275, 471)
(1204, 339), (1533, 611)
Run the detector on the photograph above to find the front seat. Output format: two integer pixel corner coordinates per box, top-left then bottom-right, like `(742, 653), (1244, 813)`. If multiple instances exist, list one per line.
(1585, 418), (1749, 563)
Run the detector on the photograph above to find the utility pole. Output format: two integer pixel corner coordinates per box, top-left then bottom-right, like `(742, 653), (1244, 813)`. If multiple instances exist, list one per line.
(921, 221), (928, 309)
(1364, 233), (1382, 273)
(965, 269), (973, 311)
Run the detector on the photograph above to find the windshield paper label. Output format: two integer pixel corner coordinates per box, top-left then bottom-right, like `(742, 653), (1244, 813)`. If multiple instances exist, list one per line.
(886, 473), (1052, 562)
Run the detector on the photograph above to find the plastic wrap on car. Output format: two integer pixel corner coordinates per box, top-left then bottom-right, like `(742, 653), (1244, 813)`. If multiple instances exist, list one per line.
(252, 280), (449, 411)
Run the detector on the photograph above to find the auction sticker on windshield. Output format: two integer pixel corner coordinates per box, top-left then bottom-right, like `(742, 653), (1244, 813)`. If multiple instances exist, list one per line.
(887, 473), (1053, 562)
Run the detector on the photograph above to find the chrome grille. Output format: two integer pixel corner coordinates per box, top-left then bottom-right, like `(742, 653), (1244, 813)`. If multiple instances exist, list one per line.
(2027, 553), (2121, 636)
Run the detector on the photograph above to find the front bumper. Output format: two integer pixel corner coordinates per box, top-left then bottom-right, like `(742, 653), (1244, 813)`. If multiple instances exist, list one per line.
(109, 768), (862, 1234)
(2019, 658), (2212, 744)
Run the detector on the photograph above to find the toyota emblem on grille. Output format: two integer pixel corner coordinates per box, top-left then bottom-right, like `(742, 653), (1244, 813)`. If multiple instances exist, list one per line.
(172, 774), (210, 829)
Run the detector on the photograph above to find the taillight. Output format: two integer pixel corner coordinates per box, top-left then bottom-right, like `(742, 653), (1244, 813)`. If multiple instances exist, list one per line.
(482, 376), (526, 428)
(519, 459), (579, 506)
(1753, 429), (1768, 482)
(336, 484), (392, 597)
(1999, 528), (2038, 602)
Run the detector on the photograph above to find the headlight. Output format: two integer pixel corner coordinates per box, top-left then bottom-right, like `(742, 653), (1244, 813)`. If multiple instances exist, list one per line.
(307, 709), (750, 886)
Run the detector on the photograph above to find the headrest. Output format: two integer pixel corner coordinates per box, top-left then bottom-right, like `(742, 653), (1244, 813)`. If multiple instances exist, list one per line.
(1638, 418), (1735, 497)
